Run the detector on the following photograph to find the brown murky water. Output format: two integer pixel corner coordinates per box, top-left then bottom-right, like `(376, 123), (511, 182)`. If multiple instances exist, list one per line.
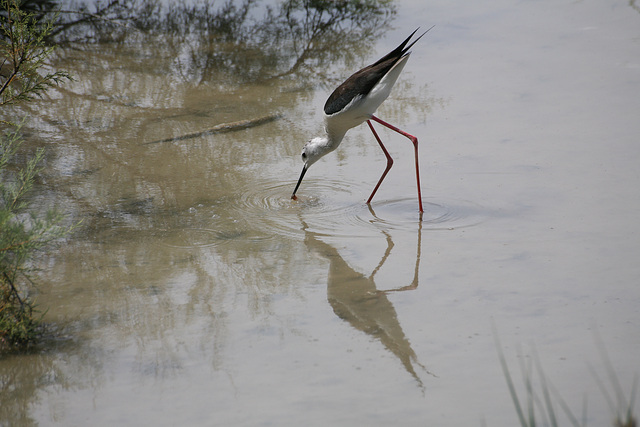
(2, 0), (640, 425)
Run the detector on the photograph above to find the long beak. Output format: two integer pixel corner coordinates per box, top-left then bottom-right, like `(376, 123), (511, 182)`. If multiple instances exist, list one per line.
(291, 164), (308, 199)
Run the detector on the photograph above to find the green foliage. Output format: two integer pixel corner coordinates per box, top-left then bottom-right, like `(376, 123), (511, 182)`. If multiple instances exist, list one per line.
(0, 122), (72, 348)
(0, 0), (72, 349)
(0, 0), (71, 108)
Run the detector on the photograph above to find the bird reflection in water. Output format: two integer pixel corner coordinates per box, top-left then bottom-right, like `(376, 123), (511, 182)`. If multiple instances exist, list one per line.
(302, 210), (433, 388)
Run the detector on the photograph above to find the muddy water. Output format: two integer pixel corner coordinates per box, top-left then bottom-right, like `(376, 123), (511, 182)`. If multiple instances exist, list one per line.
(2, 0), (640, 425)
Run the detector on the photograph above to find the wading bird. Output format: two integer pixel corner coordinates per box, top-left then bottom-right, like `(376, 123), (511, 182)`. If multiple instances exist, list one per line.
(291, 27), (433, 213)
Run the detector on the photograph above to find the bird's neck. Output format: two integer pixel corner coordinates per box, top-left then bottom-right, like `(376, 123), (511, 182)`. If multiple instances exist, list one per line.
(324, 125), (346, 151)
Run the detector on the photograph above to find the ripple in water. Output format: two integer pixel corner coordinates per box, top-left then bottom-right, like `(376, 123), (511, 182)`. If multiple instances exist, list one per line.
(231, 178), (364, 238)
(233, 179), (485, 238)
(363, 197), (485, 231)
(158, 227), (243, 249)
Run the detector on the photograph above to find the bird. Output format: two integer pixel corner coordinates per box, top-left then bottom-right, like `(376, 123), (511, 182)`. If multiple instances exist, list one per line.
(290, 26), (434, 213)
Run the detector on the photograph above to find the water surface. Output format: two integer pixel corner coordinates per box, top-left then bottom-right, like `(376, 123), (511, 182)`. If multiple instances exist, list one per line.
(1, 0), (639, 425)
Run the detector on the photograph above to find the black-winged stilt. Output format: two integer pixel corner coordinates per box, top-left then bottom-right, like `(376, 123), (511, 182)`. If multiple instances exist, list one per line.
(291, 27), (434, 213)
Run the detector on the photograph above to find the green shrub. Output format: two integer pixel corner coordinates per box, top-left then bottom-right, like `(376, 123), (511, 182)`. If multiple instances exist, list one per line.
(1, 0), (72, 348)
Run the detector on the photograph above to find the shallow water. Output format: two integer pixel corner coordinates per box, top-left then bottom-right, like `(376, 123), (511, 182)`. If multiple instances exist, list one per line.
(2, 0), (640, 425)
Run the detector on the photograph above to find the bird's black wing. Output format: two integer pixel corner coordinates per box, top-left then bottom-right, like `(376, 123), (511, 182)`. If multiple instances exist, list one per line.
(323, 27), (431, 116)
(323, 57), (399, 116)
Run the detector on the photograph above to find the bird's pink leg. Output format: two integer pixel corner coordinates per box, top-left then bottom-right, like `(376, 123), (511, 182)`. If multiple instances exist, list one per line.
(366, 120), (393, 205)
(368, 115), (424, 213)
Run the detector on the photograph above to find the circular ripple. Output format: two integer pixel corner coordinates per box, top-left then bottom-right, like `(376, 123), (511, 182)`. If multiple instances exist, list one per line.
(158, 227), (240, 249)
(233, 179), (485, 238)
(232, 178), (369, 238)
(362, 197), (485, 231)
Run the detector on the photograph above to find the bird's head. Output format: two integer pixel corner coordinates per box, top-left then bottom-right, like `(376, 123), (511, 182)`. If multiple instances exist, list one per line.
(291, 137), (334, 200)
(301, 137), (330, 168)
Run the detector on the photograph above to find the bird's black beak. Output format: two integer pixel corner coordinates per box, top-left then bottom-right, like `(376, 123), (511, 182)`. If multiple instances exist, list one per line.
(291, 164), (308, 200)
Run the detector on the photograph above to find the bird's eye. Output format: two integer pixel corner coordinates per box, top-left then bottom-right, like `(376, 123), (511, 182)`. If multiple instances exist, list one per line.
(301, 152), (307, 160)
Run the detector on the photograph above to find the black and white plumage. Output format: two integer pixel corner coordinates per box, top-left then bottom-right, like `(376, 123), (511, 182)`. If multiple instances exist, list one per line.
(324, 27), (426, 116)
(291, 27), (433, 213)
